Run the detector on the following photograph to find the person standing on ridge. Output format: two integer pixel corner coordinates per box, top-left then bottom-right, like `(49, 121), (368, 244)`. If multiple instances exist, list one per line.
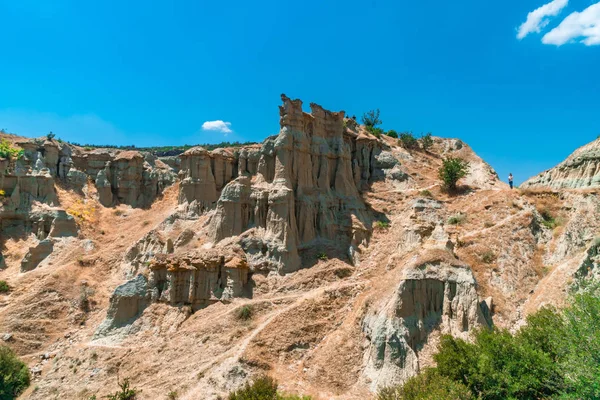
(508, 173), (514, 189)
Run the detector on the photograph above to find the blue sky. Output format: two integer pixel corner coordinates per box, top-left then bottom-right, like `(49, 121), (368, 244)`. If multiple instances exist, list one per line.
(1, 0), (599, 184)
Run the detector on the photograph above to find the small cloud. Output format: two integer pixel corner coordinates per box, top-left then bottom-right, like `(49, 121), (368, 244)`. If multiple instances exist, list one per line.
(201, 120), (233, 134)
(517, 0), (569, 39)
(542, 2), (600, 46)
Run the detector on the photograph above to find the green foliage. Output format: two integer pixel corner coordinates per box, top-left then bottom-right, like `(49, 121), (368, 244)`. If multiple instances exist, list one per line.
(316, 252), (328, 261)
(386, 130), (398, 139)
(378, 368), (473, 400)
(447, 214), (465, 225)
(361, 109), (382, 128)
(0, 281), (9, 294)
(403, 283), (600, 400)
(439, 157), (469, 192)
(47, 131), (56, 140)
(167, 390), (178, 399)
(419, 190), (433, 198)
(0, 346), (30, 400)
(420, 132), (433, 151)
(399, 132), (418, 149)
(366, 126), (384, 138)
(481, 250), (496, 264)
(0, 140), (24, 160)
(434, 329), (561, 400)
(539, 208), (561, 229)
(68, 141), (258, 156)
(374, 220), (390, 230)
(105, 378), (139, 400)
(228, 376), (312, 400)
(235, 305), (254, 321)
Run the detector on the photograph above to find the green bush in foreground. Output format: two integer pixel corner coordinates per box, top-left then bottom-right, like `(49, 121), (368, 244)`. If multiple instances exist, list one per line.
(378, 369), (473, 400)
(0, 346), (30, 400)
(380, 282), (600, 400)
(228, 376), (311, 400)
(439, 157), (469, 192)
(105, 378), (139, 400)
(0, 281), (9, 294)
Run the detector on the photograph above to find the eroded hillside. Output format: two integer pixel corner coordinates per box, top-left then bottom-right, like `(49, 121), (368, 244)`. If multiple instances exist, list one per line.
(1, 96), (599, 399)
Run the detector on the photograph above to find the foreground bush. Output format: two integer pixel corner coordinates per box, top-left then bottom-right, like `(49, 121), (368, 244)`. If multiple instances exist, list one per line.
(439, 157), (469, 192)
(378, 369), (473, 400)
(0, 346), (30, 400)
(228, 376), (311, 400)
(383, 282), (600, 400)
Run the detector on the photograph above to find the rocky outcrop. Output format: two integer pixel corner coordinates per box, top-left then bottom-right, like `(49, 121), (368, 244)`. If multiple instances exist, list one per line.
(205, 95), (386, 272)
(522, 138), (600, 189)
(148, 249), (249, 309)
(72, 150), (176, 208)
(21, 239), (54, 272)
(362, 254), (489, 390)
(94, 274), (150, 339)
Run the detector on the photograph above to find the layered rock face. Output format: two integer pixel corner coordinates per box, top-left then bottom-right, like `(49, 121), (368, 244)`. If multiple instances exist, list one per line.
(72, 149), (176, 208)
(205, 95), (384, 272)
(362, 255), (489, 390)
(522, 138), (600, 189)
(148, 249), (249, 309)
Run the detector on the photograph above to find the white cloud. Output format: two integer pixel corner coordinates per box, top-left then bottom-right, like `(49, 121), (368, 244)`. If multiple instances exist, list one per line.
(542, 2), (600, 45)
(201, 120), (233, 134)
(517, 0), (569, 39)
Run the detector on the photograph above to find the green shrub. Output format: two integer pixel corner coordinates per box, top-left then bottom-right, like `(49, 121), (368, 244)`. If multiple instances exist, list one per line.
(105, 378), (139, 400)
(387, 130), (398, 139)
(374, 220), (390, 230)
(361, 109), (382, 128)
(539, 208), (561, 229)
(399, 132), (418, 149)
(0, 140), (23, 160)
(447, 214), (465, 225)
(228, 376), (311, 400)
(439, 157), (469, 192)
(367, 126), (385, 138)
(47, 132), (56, 140)
(0, 346), (30, 400)
(378, 368), (473, 400)
(0, 281), (9, 294)
(167, 390), (178, 399)
(316, 252), (328, 261)
(235, 305), (254, 321)
(434, 329), (560, 400)
(481, 250), (496, 264)
(420, 133), (434, 151)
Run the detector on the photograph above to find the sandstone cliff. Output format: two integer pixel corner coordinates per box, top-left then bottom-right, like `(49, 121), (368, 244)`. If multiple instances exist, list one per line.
(522, 138), (600, 189)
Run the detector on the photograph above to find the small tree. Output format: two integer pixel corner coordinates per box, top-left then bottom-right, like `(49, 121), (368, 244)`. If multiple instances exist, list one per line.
(386, 130), (398, 138)
(439, 157), (469, 192)
(105, 378), (139, 400)
(399, 132), (418, 149)
(361, 109), (382, 128)
(47, 131), (56, 140)
(421, 132), (433, 151)
(0, 346), (30, 399)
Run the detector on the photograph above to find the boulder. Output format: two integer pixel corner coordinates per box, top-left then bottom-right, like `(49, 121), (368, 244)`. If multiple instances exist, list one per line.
(21, 239), (54, 272)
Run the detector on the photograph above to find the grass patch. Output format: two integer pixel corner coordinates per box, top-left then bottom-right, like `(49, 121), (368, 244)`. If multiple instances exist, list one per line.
(447, 214), (466, 225)
(228, 376), (312, 400)
(481, 250), (496, 264)
(374, 220), (390, 230)
(235, 305), (254, 321)
(419, 189), (433, 198)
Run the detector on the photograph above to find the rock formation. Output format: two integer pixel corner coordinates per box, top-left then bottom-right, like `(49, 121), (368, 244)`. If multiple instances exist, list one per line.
(148, 248), (249, 309)
(204, 95), (389, 272)
(362, 253), (490, 390)
(522, 138), (600, 189)
(20, 239), (54, 272)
